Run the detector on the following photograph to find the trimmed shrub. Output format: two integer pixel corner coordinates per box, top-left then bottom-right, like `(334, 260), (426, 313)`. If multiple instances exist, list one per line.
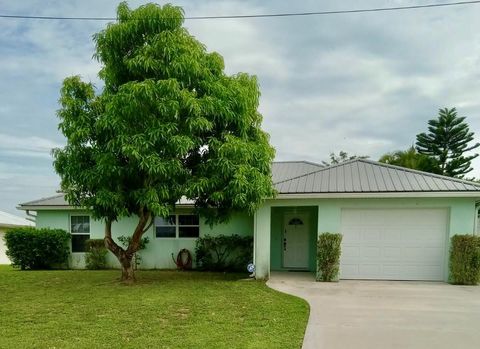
(85, 239), (108, 270)
(317, 232), (342, 282)
(449, 234), (480, 285)
(195, 234), (253, 272)
(4, 227), (70, 270)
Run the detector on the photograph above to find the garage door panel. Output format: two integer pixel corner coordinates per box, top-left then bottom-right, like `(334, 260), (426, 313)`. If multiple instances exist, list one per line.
(342, 230), (360, 243)
(359, 264), (382, 277)
(342, 246), (360, 258)
(340, 208), (447, 281)
(341, 264), (359, 276)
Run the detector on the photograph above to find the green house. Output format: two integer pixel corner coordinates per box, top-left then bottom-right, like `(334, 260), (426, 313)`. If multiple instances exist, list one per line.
(19, 159), (480, 282)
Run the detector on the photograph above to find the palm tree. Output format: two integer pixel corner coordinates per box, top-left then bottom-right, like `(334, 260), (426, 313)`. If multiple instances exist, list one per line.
(379, 146), (440, 174)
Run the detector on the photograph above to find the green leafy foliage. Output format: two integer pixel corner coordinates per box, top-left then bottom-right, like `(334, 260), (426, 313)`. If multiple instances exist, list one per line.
(379, 146), (440, 173)
(4, 227), (70, 270)
(53, 2), (275, 223)
(416, 108), (480, 177)
(195, 234), (253, 272)
(85, 239), (108, 270)
(52, 2), (275, 279)
(449, 234), (480, 285)
(316, 232), (342, 282)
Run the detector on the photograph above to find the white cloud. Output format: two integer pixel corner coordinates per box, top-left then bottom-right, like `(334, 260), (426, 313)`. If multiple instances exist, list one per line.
(1, 0), (480, 214)
(0, 133), (63, 158)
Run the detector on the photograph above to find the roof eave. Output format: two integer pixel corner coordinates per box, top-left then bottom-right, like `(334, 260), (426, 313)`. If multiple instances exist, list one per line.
(17, 203), (196, 211)
(275, 191), (480, 199)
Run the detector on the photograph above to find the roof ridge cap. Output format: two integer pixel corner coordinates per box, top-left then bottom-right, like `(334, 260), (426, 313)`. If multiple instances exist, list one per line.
(360, 159), (480, 188)
(273, 159), (356, 185)
(273, 160), (323, 167)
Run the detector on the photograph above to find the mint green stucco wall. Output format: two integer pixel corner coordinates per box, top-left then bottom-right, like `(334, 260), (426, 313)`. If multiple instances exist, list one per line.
(253, 197), (478, 280)
(33, 196), (478, 279)
(35, 209), (253, 269)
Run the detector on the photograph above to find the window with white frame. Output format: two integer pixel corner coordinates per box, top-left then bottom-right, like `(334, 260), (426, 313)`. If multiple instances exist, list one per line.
(70, 215), (90, 252)
(155, 214), (199, 238)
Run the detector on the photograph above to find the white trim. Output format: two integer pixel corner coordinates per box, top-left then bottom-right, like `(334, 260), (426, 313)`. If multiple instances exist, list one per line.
(275, 192), (480, 199)
(253, 211), (257, 269)
(474, 204), (480, 236)
(155, 214), (199, 239)
(69, 214), (91, 253)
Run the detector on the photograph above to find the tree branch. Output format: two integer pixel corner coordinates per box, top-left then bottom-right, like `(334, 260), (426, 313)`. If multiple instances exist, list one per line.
(142, 214), (154, 234)
(126, 210), (151, 256)
(104, 218), (124, 259)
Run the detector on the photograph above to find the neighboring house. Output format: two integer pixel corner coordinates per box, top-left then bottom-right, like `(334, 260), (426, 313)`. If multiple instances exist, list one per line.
(0, 210), (34, 264)
(18, 159), (480, 281)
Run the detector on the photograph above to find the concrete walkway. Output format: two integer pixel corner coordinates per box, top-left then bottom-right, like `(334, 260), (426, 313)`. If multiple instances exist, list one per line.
(267, 272), (480, 349)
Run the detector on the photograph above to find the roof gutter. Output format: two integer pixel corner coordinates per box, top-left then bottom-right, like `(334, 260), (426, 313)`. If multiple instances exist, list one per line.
(25, 210), (37, 223)
(17, 203), (196, 211)
(275, 191), (480, 199)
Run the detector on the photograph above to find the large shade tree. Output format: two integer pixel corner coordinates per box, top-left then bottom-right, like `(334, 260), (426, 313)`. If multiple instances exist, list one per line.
(416, 108), (479, 177)
(53, 2), (275, 281)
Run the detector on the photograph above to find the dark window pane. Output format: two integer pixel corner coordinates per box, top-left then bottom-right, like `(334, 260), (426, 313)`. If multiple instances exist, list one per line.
(71, 216), (90, 234)
(72, 234), (90, 253)
(155, 215), (176, 226)
(179, 226), (199, 238)
(156, 226), (176, 238)
(178, 215), (199, 226)
(288, 218), (304, 226)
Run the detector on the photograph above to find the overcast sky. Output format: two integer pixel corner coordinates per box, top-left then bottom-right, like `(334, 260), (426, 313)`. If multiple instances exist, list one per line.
(1, 0), (480, 215)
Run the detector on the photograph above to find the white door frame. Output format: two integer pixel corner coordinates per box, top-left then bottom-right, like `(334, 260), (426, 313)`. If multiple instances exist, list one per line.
(282, 212), (310, 269)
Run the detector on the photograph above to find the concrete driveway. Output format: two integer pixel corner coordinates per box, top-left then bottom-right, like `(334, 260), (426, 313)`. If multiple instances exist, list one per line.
(267, 272), (480, 349)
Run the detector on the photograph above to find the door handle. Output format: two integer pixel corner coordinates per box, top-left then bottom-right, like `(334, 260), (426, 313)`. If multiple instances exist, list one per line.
(283, 238), (287, 251)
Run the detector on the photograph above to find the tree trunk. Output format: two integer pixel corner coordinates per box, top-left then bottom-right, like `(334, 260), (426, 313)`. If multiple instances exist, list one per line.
(103, 210), (152, 283)
(120, 254), (135, 282)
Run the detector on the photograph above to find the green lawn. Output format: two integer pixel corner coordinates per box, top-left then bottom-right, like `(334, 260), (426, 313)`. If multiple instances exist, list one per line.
(0, 266), (308, 349)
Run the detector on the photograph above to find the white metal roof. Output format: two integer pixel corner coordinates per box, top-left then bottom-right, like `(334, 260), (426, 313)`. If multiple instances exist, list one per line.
(271, 161), (324, 183)
(19, 159), (480, 210)
(274, 159), (480, 193)
(0, 210), (34, 228)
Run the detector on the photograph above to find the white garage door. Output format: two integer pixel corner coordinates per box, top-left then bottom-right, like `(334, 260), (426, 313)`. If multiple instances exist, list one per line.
(340, 208), (448, 281)
(0, 232), (10, 264)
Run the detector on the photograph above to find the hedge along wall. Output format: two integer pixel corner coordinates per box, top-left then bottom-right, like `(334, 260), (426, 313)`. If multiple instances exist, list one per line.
(195, 234), (253, 272)
(4, 227), (70, 269)
(449, 234), (480, 285)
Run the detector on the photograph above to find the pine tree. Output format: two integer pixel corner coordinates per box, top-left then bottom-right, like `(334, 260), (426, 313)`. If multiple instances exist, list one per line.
(415, 108), (479, 177)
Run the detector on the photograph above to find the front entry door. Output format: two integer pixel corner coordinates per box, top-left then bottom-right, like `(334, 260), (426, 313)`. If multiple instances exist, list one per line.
(283, 214), (309, 269)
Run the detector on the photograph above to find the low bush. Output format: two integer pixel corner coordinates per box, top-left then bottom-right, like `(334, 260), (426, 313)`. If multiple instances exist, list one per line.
(85, 239), (108, 270)
(317, 232), (342, 282)
(449, 234), (480, 285)
(195, 234), (253, 272)
(4, 227), (70, 270)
